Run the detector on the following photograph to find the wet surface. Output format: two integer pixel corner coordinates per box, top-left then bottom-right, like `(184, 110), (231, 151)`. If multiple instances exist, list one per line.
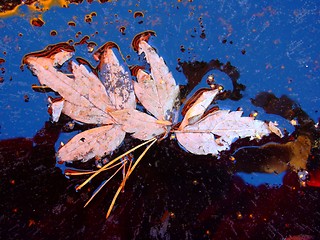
(1, 1), (320, 239)
(1, 123), (319, 239)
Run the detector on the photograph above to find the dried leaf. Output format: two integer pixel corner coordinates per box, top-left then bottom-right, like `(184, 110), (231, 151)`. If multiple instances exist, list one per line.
(176, 110), (271, 155)
(179, 89), (219, 130)
(25, 56), (114, 124)
(133, 40), (179, 121)
(110, 40), (180, 141)
(95, 43), (136, 110)
(57, 124), (125, 162)
(26, 45), (139, 163)
(25, 38), (291, 219)
(111, 109), (168, 140)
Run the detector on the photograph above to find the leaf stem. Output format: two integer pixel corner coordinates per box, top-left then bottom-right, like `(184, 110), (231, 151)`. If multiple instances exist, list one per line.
(106, 138), (157, 219)
(65, 162), (123, 176)
(76, 137), (156, 191)
(84, 162), (126, 208)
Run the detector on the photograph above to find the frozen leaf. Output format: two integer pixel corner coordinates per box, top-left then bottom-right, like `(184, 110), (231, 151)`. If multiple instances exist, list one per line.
(110, 37), (180, 140)
(111, 109), (170, 140)
(25, 37), (293, 219)
(133, 39), (179, 121)
(94, 42), (136, 110)
(57, 124), (125, 162)
(25, 55), (114, 124)
(25, 45), (137, 162)
(179, 89), (219, 130)
(176, 110), (271, 155)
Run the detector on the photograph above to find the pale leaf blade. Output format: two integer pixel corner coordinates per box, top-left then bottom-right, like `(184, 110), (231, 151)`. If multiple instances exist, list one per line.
(25, 56), (114, 124)
(52, 51), (74, 66)
(133, 70), (163, 119)
(111, 109), (167, 140)
(176, 132), (227, 155)
(71, 62), (113, 112)
(62, 101), (111, 125)
(27, 57), (81, 100)
(176, 110), (271, 155)
(97, 46), (136, 110)
(135, 41), (179, 120)
(57, 125), (125, 162)
(179, 89), (219, 130)
(138, 41), (176, 87)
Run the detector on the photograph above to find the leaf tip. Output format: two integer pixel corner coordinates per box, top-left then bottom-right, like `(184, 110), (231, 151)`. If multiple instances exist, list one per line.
(93, 41), (120, 61)
(131, 30), (156, 52)
(22, 42), (74, 65)
(129, 65), (145, 77)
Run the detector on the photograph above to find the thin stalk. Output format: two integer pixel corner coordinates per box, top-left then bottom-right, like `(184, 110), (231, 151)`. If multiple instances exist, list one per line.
(106, 138), (157, 219)
(65, 162), (123, 176)
(126, 138), (157, 176)
(84, 162), (126, 208)
(76, 138), (156, 191)
(121, 158), (133, 191)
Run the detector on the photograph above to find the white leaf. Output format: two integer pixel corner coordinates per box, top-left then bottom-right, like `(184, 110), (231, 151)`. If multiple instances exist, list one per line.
(96, 43), (136, 110)
(61, 101), (113, 125)
(57, 124), (125, 162)
(25, 56), (114, 124)
(111, 109), (168, 140)
(179, 89), (219, 130)
(176, 110), (271, 155)
(134, 40), (179, 121)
